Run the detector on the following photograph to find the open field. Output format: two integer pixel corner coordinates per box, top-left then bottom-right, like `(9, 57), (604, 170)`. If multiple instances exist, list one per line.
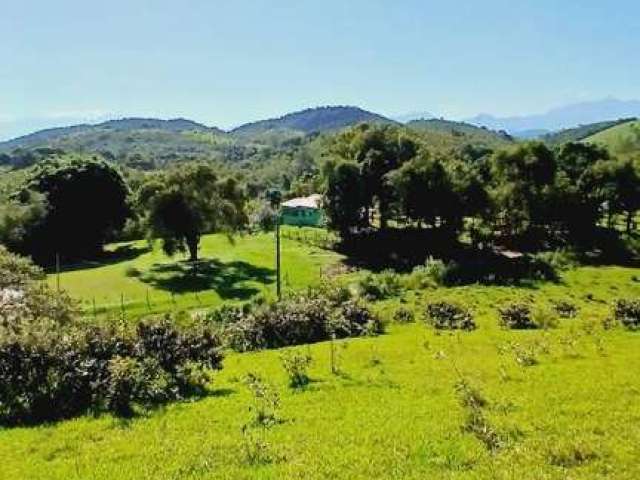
(5, 264), (640, 479)
(584, 120), (640, 158)
(46, 228), (342, 319)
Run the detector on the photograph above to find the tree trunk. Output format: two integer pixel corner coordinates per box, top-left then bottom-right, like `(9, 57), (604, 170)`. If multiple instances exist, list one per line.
(186, 235), (199, 262)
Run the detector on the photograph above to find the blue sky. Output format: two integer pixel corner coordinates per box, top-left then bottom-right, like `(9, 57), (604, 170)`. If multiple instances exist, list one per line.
(1, 0), (639, 139)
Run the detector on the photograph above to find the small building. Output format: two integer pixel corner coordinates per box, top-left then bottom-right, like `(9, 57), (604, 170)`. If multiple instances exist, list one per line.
(280, 194), (324, 227)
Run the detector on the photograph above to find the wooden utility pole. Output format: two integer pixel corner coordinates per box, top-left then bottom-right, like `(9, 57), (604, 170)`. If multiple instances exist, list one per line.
(276, 211), (281, 301)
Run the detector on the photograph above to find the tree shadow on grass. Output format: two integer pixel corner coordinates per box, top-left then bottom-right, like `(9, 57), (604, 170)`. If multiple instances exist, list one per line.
(139, 258), (275, 300)
(54, 243), (152, 273)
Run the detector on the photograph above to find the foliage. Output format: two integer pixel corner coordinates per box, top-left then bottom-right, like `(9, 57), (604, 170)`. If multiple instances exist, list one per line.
(498, 303), (537, 329)
(280, 350), (313, 388)
(223, 290), (382, 352)
(552, 300), (579, 319)
(425, 301), (476, 330)
(613, 299), (640, 330)
(139, 163), (248, 261)
(393, 307), (415, 323)
(0, 287), (224, 425)
(356, 270), (402, 300)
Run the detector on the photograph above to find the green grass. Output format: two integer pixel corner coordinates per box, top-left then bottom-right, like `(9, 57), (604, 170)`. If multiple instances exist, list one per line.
(48, 229), (342, 319)
(584, 120), (640, 158)
(5, 264), (640, 479)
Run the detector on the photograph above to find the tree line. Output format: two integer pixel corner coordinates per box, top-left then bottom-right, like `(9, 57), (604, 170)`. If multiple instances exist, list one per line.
(323, 124), (640, 249)
(0, 155), (247, 265)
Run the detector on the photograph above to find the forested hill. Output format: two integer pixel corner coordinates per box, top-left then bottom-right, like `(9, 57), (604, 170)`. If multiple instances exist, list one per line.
(541, 118), (637, 145)
(230, 106), (397, 138)
(405, 118), (513, 148)
(0, 118), (220, 152)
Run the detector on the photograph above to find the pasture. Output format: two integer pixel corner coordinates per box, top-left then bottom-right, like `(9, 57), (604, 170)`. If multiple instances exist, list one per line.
(47, 228), (342, 318)
(4, 262), (640, 479)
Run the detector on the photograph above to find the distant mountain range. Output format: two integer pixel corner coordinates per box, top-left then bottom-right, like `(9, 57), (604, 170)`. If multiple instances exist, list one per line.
(3, 99), (640, 160)
(230, 106), (395, 137)
(465, 98), (640, 136)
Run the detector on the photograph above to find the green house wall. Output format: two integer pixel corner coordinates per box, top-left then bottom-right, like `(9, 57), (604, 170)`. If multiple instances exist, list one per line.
(281, 207), (323, 226)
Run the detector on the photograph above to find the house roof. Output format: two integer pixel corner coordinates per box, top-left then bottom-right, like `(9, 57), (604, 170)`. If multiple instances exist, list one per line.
(281, 194), (322, 209)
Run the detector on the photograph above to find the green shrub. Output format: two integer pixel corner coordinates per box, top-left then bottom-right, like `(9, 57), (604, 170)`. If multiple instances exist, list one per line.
(0, 317), (224, 426)
(552, 300), (579, 319)
(356, 270), (402, 300)
(393, 307), (415, 323)
(613, 299), (640, 330)
(280, 350), (313, 388)
(425, 302), (476, 331)
(498, 303), (537, 330)
(224, 291), (382, 352)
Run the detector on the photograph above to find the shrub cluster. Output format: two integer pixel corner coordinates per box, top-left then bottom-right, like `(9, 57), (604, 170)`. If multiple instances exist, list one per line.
(613, 299), (640, 330)
(0, 317), (223, 425)
(425, 301), (476, 330)
(356, 270), (402, 300)
(220, 289), (383, 352)
(498, 303), (537, 329)
(393, 307), (415, 323)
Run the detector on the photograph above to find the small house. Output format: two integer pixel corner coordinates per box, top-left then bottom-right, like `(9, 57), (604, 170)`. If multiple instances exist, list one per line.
(280, 194), (324, 227)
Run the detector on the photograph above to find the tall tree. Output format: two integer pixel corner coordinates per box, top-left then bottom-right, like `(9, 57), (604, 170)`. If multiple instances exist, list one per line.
(16, 155), (130, 263)
(489, 142), (557, 240)
(331, 124), (418, 228)
(140, 164), (247, 261)
(386, 153), (459, 229)
(323, 161), (367, 236)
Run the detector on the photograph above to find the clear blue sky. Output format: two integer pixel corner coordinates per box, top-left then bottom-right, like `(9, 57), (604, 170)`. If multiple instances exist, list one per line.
(1, 0), (639, 139)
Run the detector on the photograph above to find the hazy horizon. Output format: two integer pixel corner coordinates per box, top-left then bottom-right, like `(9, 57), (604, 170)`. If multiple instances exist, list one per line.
(2, 0), (639, 139)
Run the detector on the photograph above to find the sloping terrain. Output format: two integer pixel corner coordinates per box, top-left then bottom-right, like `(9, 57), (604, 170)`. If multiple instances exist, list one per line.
(231, 106), (397, 138)
(583, 120), (640, 158)
(542, 118), (637, 145)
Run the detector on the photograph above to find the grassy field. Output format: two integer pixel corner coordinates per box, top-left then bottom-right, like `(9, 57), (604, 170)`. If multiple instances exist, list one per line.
(584, 119), (640, 158)
(47, 228), (342, 319)
(4, 264), (640, 479)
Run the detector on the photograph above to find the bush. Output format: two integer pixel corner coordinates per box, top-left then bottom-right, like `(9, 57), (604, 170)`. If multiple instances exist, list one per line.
(0, 317), (224, 426)
(280, 350), (313, 388)
(498, 303), (537, 329)
(552, 300), (578, 319)
(393, 307), (415, 323)
(223, 291), (382, 352)
(425, 302), (476, 331)
(532, 307), (559, 330)
(613, 299), (640, 330)
(356, 270), (402, 300)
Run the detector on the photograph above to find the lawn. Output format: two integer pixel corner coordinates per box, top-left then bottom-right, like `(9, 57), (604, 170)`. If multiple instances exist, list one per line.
(5, 264), (640, 479)
(47, 228), (342, 319)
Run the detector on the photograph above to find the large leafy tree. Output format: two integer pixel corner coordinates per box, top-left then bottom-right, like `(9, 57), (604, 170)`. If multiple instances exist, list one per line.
(386, 153), (459, 229)
(554, 142), (611, 236)
(140, 164), (247, 261)
(323, 161), (367, 236)
(16, 155), (130, 263)
(331, 124), (418, 228)
(489, 142), (557, 239)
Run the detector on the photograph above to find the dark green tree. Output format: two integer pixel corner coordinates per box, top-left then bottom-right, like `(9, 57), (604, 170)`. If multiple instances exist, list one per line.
(386, 154), (459, 229)
(489, 142), (557, 240)
(17, 155), (130, 263)
(324, 161), (367, 236)
(140, 164), (247, 261)
(331, 124), (418, 229)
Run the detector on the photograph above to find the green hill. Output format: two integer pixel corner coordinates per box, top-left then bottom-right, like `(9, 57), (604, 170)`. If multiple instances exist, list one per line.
(406, 118), (513, 150)
(583, 119), (640, 158)
(542, 118), (637, 145)
(231, 106), (397, 139)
